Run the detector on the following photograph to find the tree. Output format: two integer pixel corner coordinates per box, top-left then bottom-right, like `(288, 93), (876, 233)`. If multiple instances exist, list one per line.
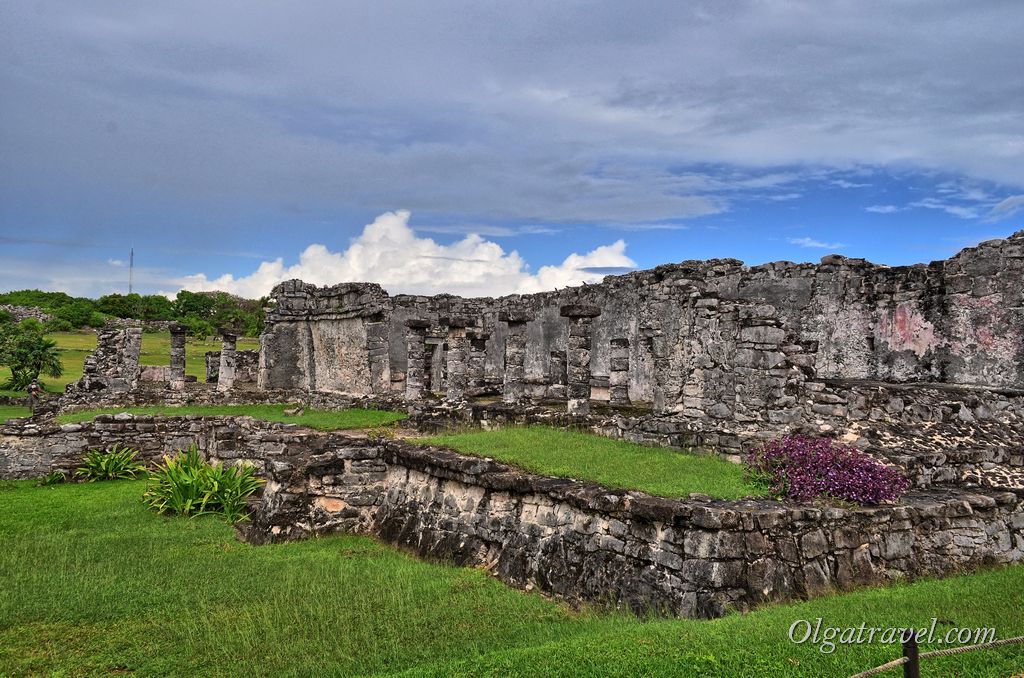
(0, 322), (63, 391)
(51, 299), (99, 329)
(173, 290), (215, 319)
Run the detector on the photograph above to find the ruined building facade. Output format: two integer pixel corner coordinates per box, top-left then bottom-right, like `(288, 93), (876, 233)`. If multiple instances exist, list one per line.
(257, 232), (1024, 418)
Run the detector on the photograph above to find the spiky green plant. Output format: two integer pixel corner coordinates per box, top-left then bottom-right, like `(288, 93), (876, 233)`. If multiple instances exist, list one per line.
(75, 444), (146, 481)
(143, 444), (263, 522)
(36, 470), (66, 487)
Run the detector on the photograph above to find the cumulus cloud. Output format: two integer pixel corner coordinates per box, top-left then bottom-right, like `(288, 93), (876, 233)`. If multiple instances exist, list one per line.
(788, 237), (846, 250)
(179, 211), (637, 298)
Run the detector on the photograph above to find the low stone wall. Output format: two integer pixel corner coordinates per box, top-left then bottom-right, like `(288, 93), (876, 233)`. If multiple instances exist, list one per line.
(2, 414), (1021, 618)
(0, 304), (51, 323)
(245, 436), (1024, 618)
(405, 380), (1024, 492)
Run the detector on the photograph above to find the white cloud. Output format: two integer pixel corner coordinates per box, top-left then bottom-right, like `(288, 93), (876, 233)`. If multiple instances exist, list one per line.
(831, 179), (871, 189)
(788, 237), (846, 250)
(179, 211), (637, 298)
(107, 258), (125, 267)
(865, 205), (900, 214)
(984, 194), (1024, 222)
(909, 198), (982, 219)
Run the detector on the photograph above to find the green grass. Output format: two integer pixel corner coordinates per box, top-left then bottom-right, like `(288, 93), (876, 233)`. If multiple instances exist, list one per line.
(56, 404), (406, 431)
(1, 481), (1022, 676)
(423, 426), (766, 500)
(0, 405), (31, 421)
(0, 331), (261, 396)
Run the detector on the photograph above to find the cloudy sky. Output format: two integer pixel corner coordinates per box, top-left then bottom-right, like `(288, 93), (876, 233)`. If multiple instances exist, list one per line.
(2, 1), (1023, 298)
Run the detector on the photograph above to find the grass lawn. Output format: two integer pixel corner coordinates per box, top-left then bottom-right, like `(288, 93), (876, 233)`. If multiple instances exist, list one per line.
(423, 426), (766, 500)
(56, 404), (406, 431)
(0, 405), (31, 422)
(0, 331), (261, 397)
(1, 481), (1022, 676)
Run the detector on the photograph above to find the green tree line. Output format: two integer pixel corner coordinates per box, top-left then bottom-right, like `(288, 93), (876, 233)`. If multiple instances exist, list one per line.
(0, 289), (267, 338)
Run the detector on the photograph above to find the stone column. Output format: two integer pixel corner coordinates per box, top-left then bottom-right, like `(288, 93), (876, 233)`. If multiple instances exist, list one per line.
(405, 319), (430, 400)
(365, 313), (391, 395)
(560, 304), (602, 415)
(123, 327), (142, 389)
(499, 309), (532, 404)
(467, 329), (490, 389)
(609, 337), (630, 406)
(444, 316), (470, 403)
(651, 334), (670, 413)
(168, 324), (187, 391)
(217, 329), (237, 392)
(548, 350), (567, 399)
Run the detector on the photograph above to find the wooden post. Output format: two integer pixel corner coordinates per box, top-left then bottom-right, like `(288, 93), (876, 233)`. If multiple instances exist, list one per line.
(902, 634), (919, 678)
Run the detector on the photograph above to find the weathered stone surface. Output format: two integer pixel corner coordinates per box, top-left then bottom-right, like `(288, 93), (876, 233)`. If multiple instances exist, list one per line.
(66, 327), (142, 394)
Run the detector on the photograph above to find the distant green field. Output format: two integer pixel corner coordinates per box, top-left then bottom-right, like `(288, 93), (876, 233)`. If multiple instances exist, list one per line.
(0, 332), (259, 397)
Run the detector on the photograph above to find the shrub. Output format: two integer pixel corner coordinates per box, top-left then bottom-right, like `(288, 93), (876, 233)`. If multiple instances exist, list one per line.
(746, 436), (909, 506)
(143, 444), (263, 522)
(37, 470), (66, 487)
(75, 445), (147, 481)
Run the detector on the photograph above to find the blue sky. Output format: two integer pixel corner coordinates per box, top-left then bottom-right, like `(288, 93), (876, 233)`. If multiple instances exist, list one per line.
(1, 1), (1022, 298)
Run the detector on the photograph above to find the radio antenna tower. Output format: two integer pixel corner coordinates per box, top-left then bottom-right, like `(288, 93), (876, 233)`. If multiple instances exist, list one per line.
(128, 247), (134, 295)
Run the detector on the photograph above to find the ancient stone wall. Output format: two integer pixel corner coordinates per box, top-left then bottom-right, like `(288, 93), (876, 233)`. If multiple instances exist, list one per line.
(0, 304), (52, 323)
(3, 414), (1020, 619)
(258, 281), (391, 394)
(205, 350), (259, 384)
(259, 232), (1024, 415)
(67, 328), (142, 393)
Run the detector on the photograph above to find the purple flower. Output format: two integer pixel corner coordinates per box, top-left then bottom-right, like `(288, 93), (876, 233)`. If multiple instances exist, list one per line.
(746, 436), (909, 505)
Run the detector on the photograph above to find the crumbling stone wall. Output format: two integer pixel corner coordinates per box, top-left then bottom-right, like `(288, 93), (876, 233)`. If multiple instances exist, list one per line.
(67, 328), (141, 393)
(205, 350), (259, 384)
(0, 305), (52, 323)
(259, 232), (1024, 415)
(3, 415), (1020, 619)
(258, 281), (391, 394)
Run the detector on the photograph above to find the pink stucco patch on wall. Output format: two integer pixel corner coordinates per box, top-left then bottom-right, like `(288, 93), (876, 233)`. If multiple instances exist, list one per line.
(877, 303), (939, 357)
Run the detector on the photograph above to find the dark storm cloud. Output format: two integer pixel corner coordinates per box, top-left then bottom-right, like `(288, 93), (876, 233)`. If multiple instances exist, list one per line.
(1, 0), (1022, 236)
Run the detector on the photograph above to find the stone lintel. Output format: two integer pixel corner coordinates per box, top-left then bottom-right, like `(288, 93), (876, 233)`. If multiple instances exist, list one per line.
(498, 309), (533, 324)
(560, 304), (602, 319)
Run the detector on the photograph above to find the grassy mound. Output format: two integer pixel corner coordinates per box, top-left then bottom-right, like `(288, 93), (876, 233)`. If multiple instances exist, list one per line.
(424, 425), (766, 500)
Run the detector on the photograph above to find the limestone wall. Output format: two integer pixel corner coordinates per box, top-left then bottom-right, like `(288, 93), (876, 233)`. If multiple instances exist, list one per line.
(2, 415), (1021, 618)
(259, 231), (1024, 410)
(67, 328), (142, 393)
(205, 349), (259, 384)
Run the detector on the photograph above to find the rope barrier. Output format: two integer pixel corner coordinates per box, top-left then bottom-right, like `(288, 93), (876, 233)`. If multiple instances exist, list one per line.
(849, 634), (1024, 678)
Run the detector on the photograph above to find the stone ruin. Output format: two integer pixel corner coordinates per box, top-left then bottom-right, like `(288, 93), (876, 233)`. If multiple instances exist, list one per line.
(6, 229), (1023, 619)
(67, 325), (257, 396)
(257, 231), (1023, 420)
(71, 327), (142, 392)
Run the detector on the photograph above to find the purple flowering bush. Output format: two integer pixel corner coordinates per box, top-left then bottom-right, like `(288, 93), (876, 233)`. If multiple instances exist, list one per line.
(746, 436), (909, 505)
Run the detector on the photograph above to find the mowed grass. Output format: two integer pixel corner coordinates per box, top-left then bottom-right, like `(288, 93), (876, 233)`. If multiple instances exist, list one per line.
(0, 331), (261, 396)
(0, 405), (31, 421)
(2, 481), (1023, 676)
(56, 404), (406, 431)
(423, 426), (766, 500)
